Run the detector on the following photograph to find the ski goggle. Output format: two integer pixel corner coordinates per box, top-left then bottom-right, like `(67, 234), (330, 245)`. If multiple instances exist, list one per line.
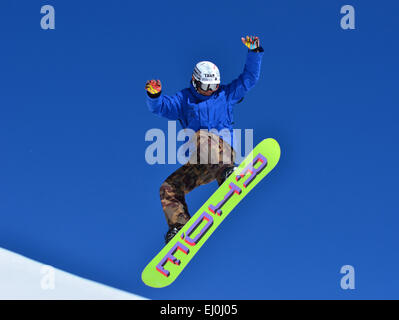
(194, 80), (219, 92)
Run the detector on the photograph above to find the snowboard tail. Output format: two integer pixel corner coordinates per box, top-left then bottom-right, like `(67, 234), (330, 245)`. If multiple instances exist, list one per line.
(141, 138), (281, 288)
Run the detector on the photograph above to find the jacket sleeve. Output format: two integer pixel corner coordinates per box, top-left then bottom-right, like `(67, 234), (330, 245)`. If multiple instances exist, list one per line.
(146, 91), (184, 120)
(225, 48), (264, 104)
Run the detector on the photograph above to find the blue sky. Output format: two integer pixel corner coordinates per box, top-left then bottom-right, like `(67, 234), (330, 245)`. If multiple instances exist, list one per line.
(0, 0), (398, 299)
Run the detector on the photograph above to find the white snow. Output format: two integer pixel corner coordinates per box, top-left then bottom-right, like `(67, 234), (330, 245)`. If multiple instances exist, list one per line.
(0, 248), (146, 300)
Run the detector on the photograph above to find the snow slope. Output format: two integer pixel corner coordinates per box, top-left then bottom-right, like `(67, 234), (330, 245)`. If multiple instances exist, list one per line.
(0, 248), (146, 300)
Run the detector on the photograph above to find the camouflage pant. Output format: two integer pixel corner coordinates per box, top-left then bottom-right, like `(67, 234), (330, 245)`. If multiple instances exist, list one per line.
(160, 130), (236, 228)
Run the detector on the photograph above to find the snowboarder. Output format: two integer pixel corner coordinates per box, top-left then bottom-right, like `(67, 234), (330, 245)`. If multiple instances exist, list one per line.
(145, 36), (264, 244)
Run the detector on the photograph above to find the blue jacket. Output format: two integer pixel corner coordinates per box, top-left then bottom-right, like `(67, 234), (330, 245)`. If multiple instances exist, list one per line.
(146, 48), (264, 151)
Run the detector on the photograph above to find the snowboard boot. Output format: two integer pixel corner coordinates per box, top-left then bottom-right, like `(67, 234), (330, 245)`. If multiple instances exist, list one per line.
(165, 224), (184, 244)
(218, 166), (236, 186)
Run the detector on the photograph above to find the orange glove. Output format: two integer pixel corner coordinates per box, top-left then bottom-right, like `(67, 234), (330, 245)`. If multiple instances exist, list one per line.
(241, 35), (260, 51)
(145, 80), (162, 95)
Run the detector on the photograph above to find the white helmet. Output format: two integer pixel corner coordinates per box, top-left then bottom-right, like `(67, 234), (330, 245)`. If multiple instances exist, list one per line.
(192, 61), (220, 92)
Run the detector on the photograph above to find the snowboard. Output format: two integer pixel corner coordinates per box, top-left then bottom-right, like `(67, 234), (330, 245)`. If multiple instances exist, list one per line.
(141, 138), (281, 288)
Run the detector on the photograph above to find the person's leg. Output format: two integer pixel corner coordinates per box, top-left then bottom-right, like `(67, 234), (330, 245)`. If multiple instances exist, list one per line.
(160, 163), (218, 244)
(160, 163), (217, 228)
(159, 130), (236, 243)
(214, 134), (236, 186)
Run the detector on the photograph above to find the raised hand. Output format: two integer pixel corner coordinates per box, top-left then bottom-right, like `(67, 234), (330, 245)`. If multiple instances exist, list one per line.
(241, 35), (260, 51)
(145, 79), (162, 95)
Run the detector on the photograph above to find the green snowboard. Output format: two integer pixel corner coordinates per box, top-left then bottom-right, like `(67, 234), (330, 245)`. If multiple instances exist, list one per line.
(142, 138), (281, 288)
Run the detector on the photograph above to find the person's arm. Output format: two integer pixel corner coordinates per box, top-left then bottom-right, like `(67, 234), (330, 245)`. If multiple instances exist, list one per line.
(225, 36), (264, 104)
(145, 80), (183, 120)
